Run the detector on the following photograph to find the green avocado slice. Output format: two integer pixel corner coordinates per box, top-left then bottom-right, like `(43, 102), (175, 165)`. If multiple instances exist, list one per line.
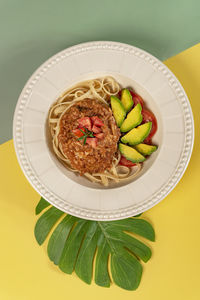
(119, 143), (145, 163)
(134, 143), (157, 156)
(111, 96), (126, 127)
(121, 122), (152, 145)
(120, 103), (143, 132)
(121, 89), (134, 112)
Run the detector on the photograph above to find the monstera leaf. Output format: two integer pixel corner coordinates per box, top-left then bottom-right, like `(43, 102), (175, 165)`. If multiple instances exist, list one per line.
(34, 198), (155, 290)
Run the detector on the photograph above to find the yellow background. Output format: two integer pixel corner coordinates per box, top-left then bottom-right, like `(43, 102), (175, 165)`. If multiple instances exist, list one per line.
(0, 44), (200, 300)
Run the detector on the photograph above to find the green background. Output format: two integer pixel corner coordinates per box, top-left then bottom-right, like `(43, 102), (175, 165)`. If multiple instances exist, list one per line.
(0, 0), (199, 143)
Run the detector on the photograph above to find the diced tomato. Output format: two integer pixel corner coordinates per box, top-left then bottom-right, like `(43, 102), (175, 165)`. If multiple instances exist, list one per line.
(119, 156), (136, 167)
(142, 109), (157, 142)
(86, 137), (97, 148)
(91, 116), (104, 127)
(72, 127), (86, 138)
(143, 135), (152, 144)
(144, 139), (152, 145)
(129, 91), (144, 108)
(94, 133), (104, 139)
(92, 125), (102, 133)
(78, 117), (92, 131)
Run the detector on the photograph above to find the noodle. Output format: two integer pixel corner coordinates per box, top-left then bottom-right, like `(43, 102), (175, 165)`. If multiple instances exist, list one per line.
(48, 77), (142, 186)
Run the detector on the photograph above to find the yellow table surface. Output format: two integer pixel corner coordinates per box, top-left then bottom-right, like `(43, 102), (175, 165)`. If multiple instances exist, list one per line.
(0, 44), (200, 300)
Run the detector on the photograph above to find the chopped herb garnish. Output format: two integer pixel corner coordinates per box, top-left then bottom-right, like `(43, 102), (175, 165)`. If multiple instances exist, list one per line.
(79, 128), (86, 134)
(76, 127), (94, 144)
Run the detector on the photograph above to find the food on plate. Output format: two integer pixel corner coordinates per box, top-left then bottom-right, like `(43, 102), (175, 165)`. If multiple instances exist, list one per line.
(110, 96), (126, 127)
(134, 144), (157, 156)
(58, 99), (120, 174)
(121, 122), (152, 145)
(120, 103), (143, 132)
(119, 143), (145, 163)
(48, 77), (158, 186)
(129, 91), (144, 108)
(120, 89), (134, 112)
(141, 109), (157, 143)
(119, 155), (136, 167)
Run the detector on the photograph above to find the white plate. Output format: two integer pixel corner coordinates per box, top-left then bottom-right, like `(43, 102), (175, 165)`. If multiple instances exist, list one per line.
(13, 41), (194, 221)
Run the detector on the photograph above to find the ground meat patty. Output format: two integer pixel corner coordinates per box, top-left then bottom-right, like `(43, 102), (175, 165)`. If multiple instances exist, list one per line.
(58, 99), (120, 174)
